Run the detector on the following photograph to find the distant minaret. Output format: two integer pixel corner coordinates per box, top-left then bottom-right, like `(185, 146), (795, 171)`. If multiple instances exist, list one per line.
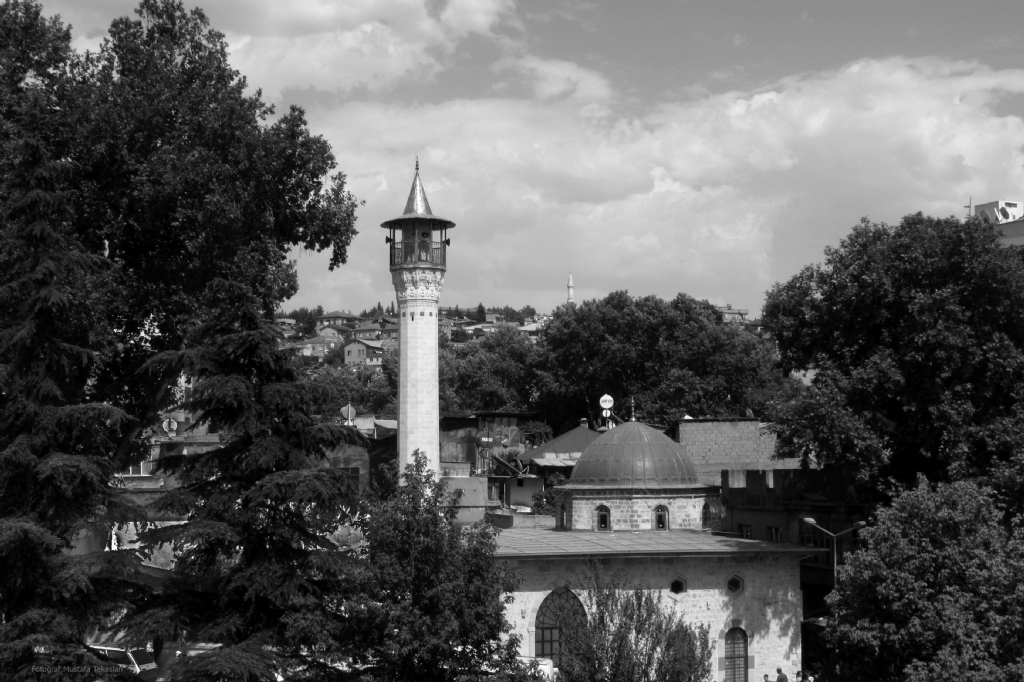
(380, 161), (454, 477)
(567, 273), (574, 304)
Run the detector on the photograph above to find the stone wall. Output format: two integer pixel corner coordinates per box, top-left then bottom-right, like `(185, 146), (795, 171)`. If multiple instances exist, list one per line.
(504, 552), (804, 680)
(566, 491), (716, 531)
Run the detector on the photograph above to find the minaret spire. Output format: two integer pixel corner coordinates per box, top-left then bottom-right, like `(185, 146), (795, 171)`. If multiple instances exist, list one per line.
(567, 273), (575, 304)
(381, 162), (455, 479)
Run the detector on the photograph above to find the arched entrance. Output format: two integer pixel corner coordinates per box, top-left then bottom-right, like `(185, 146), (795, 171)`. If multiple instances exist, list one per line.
(723, 627), (748, 682)
(535, 587), (585, 665)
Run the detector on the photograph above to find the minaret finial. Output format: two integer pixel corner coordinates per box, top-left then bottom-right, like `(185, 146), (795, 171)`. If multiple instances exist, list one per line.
(630, 397), (636, 422)
(415, 156), (419, 172)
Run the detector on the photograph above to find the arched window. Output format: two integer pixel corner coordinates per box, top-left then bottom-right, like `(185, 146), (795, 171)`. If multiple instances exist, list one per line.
(654, 505), (669, 531)
(596, 505), (611, 531)
(723, 627), (748, 682)
(535, 587), (585, 665)
(701, 503), (710, 529)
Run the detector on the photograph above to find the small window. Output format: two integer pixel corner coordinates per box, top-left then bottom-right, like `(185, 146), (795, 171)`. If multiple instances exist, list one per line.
(727, 575), (744, 594)
(670, 578), (686, 594)
(559, 504), (567, 530)
(654, 505), (669, 531)
(737, 523), (751, 539)
(516, 478), (524, 487)
(596, 505), (611, 532)
(729, 470), (747, 488)
(765, 470), (774, 488)
(767, 526), (782, 542)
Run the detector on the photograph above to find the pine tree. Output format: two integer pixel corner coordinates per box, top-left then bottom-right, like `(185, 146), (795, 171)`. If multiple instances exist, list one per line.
(128, 280), (365, 680)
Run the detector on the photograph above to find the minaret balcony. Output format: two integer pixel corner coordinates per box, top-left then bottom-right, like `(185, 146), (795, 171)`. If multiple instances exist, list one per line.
(390, 241), (447, 269)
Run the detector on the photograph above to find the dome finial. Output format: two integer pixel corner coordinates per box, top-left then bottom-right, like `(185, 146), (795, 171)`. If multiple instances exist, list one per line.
(630, 397), (636, 422)
(415, 156), (419, 172)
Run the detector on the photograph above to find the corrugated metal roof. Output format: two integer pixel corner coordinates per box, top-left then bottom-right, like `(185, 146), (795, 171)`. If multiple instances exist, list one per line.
(495, 527), (819, 558)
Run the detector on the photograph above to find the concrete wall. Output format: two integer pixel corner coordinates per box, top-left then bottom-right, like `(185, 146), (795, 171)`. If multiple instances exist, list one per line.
(509, 478), (544, 507)
(676, 420), (777, 485)
(566, 491), (719, 531)
(504, 552), (804, 679)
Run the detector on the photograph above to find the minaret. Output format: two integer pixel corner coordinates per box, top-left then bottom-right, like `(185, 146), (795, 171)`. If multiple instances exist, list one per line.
(381, 161), (454, 477)
(567, 273), (574, 304)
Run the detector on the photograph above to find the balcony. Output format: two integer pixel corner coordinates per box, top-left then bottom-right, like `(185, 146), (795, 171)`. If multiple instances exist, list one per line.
(390, 241), (446, 268)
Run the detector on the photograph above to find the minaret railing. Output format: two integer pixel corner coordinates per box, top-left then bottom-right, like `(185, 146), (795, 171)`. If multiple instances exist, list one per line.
(389, 241), (447, 268)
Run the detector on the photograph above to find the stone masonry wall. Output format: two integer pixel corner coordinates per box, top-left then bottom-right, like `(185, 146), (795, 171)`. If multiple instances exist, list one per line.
(504, 552), (804, 679)
(567, 492), (714, 531)
(677, 420), (777, 485)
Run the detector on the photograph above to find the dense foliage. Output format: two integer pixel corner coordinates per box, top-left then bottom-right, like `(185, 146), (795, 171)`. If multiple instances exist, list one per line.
(440, 324), (539, 415)
(827, 480), (1024, 681)
(557, 565), (714, 682)
(129, 282), (364, 681)
(0, 0), (359, 678)
(539, 291), (799, 430)
(0, 4), (141, 676)
(344, 454), (537, 682)
(764, 215), (1024, 507)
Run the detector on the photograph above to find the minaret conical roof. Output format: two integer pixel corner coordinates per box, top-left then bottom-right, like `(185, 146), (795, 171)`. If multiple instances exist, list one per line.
(380, 159), (455, 229)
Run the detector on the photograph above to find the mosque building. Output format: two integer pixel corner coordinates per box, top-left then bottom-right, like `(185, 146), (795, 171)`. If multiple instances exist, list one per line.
(384, 164), (814, 680)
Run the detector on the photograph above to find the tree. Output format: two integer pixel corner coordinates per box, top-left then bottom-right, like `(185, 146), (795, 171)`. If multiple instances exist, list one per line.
(475, 303), (487, 322)
(280, 305), (324, 337)
(826, 480), (1024, 681)
(518, 305), (537, 320)
(763, 215), (1024, 506)
(341, 454), (536, 681)
(303, 358), (398, 419)
(1, 0), (361, 676)
(439, 325), (539, 415)
(74, 0), (360, 478)
(556, 565), (715, 682)
(539, 291), (797, 429)
(0, 4), (145, 678)
(122, 281), (365, 681)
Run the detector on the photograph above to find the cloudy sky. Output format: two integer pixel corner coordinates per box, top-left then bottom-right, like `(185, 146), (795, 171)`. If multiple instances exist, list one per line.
(44, 0), (1024, 316)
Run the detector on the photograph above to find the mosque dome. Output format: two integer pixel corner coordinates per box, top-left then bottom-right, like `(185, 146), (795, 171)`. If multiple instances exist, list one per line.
(564, 421), (702, 490)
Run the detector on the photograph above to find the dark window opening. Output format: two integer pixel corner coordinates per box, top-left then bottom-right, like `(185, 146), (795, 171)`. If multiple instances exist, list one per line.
(596, 505), (610, 532)
(654, 505), (668, 531)
(670, 579), (686, 594)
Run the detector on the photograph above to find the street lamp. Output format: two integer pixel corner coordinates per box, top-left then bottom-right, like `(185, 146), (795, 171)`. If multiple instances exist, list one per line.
(802, 518), (867, 587)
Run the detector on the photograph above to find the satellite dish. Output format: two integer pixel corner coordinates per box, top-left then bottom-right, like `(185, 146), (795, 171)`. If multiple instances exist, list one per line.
(340, 404), (357, 422)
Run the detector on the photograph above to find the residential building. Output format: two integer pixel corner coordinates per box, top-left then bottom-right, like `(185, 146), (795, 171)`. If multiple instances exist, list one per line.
(315, 310), (361, 329)
(342, 338), (385, 365)
(973, 199), (1024, 246)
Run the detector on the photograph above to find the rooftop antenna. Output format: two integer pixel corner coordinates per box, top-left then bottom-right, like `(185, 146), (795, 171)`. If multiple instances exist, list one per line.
(964, 196), (972, 218)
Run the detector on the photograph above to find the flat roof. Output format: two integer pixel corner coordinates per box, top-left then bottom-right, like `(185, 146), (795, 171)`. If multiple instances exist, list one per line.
(494, 527), (820, 559)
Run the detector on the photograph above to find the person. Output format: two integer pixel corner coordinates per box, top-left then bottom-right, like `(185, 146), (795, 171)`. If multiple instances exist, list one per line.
(764, 676), (770, 682)
(777, 667), (789, 682)
(795, 672), (803, 682)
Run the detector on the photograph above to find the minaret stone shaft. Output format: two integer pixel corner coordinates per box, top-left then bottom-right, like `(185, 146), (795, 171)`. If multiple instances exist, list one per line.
(381, 163), (454, 477)
(567, 273), (574, 304)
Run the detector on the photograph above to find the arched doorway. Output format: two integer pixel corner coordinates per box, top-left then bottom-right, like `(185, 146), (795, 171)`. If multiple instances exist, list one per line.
(535, 587), (585, 665)
(724, 627), (748, 682)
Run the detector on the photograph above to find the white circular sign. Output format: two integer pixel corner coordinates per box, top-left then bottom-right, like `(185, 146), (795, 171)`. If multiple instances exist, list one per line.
(599, 394), (614, 409)
(602, 409), (611, 418)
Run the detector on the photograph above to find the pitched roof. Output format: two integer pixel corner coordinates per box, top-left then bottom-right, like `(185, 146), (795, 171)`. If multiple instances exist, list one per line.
(494, 527), (820, 559)
(318, 310), (360, 320)
(523, 420), (599, 463)
(346, 338), (384, 350)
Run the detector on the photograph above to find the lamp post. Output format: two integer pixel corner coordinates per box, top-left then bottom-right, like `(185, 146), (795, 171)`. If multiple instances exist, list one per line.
(802, 518), (867, 588)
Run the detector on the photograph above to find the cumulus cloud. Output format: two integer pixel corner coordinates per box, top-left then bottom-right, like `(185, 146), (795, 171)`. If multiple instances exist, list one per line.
(220, 0), (516, 98)
(289, 57), (1024, 315)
